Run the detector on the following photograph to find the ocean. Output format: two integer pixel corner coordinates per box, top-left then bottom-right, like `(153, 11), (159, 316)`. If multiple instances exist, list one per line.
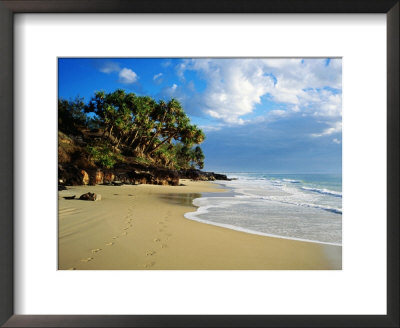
(184, 173), (342, 246)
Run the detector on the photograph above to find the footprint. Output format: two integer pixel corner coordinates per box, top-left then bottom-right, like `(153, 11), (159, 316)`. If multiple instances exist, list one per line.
(144, 262), (155, 268)
(112, 236), (119, 239)
(68, 267), (76, 270)
(105, 242), (114, 246)
(153, 238), (161, 242)
(161, 244), (168, 249)
(91, 248), (102, 254)
(146, 250), (156, 256)
(121, 232), (128, 236)
(80, 257), (93, 262)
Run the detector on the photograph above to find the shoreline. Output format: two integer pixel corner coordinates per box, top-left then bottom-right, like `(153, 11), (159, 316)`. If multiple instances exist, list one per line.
(58, 180), (342, 270)
(185, 215), (342, 246)
(186, 181), (341, 247)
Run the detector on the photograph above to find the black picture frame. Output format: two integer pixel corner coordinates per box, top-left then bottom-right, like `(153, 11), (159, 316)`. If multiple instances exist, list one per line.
(0, 0), (398, 327)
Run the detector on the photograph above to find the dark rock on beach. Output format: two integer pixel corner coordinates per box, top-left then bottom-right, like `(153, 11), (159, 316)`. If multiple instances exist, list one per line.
(79, 192), (101, 201)
(179, 169), (230, 181)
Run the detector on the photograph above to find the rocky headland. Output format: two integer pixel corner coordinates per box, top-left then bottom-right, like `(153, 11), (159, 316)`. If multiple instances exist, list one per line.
(58, 132), (229, 188)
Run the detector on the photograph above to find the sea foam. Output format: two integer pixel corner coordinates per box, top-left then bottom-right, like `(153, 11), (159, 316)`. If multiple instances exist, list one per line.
(185, 173), (342, 245)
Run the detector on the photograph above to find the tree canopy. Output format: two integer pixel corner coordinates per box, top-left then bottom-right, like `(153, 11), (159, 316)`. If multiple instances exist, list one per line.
(59, 89), (205, 170)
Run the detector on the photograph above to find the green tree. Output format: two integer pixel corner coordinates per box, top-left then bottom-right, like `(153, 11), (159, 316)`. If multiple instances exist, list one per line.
(58, 97), (87, 135)
(83, 90), (206, 169)
(192, 146), (205, 169)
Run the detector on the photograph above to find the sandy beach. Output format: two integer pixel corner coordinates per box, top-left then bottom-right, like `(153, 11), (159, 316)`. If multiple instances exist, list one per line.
(58, 180), (342, 270)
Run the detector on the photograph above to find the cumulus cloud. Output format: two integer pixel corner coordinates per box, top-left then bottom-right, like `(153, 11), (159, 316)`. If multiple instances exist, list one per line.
(180, 59), (276, 124)
(332, 138), (341, 144)
(178, 58), (342, 126)
(118, 68), (138, 84)
(98, 62), (139, 85)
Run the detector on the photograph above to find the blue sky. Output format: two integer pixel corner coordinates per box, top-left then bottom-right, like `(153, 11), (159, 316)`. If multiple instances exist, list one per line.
(58, 58), (342, 173)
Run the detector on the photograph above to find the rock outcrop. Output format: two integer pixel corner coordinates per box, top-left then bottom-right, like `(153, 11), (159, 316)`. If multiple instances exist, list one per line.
(59, 163), (180, 187)
(58, 165), (90, 186)
(58, 164), (229, 187)
(179, 169), (230, 181)
(81, 170), (90, 185)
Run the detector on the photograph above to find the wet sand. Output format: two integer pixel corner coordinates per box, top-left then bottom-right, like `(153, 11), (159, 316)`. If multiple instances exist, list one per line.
(58, 180), (341, 270)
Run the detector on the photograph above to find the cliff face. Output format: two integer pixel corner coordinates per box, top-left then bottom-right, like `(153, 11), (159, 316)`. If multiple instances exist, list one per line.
(58, 132), (229, 187)
(58, 163), (180, 187)
(58, 131), (180, 187)
(58, 163), (230, 187)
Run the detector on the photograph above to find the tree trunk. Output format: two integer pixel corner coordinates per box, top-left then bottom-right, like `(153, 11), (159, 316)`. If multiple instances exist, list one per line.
(148, 135), (175, 154)
(145, 127), (163, 153)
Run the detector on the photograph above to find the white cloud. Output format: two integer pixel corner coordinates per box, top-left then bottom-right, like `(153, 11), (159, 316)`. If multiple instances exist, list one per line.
(332, 138), (341, 144)
(118, 68), (138, 84)
(179, 58), (342, 125)
(160, 83), (179, 99)
(176, 63), (186, 80)
(98, 63), (139, 85)
(312, 121), (342, 137)
(182, 59), (275, 124)
(99, 61), (120, 74)
(199, 124), (223, 132)
(269, 109), (288, 118)
(161, 60), (171, 68)
(153, 72), (163, 80)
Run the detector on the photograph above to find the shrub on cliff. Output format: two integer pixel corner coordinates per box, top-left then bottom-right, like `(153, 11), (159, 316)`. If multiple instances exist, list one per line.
(86, 142), (123, 169)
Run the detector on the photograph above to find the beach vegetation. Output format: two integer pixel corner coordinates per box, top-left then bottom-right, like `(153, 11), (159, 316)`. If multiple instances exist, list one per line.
(59, 89), (205, 170)
(86, 141), (123, 169)
(58, 97), (87, 135)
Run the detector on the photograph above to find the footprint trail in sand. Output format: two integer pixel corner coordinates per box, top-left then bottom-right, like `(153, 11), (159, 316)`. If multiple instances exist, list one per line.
(76, 202), (136, 267)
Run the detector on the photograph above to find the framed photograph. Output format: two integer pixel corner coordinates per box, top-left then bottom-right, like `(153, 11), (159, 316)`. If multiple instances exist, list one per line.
(57, 56), (343, 272)
(0, 0), (398, 327)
